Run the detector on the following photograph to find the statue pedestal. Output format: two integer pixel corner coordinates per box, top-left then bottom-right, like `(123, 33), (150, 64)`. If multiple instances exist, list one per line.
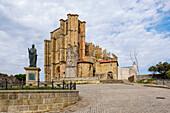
(24, 67), (41, 87)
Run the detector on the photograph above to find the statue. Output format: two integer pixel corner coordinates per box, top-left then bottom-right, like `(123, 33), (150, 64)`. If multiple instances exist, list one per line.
(28, 44), (37, 67)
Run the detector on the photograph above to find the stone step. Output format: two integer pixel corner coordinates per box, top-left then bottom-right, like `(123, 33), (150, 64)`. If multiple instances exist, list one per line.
(122, 79), (131, 83)
(100, 80), (124, 84)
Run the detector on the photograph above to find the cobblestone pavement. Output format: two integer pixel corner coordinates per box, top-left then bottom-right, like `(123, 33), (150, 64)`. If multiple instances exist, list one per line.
(49, 84), (170, 113)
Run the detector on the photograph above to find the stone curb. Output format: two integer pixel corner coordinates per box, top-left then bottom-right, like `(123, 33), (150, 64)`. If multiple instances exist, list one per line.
(123, 83), (134, 85)
(142, 84), (170, 89)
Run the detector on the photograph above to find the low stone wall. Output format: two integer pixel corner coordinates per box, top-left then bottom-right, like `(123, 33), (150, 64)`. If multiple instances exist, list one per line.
(0, 90), (79, 113)
(137, 74), (168, 81)
(52, 77), (100, 84)
(136, 74), (153, 81)
(58, 77), (99, 81)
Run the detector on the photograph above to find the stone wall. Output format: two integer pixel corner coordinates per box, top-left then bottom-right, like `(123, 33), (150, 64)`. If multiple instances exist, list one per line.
(136, 74), (163, 81)
(65, 47), (78, 78)
(95, 62), (118, 80)
(118, 67), (130, 80)
(118, 63), (137, 82)
(44, 40), (51, 82)
(136, 74), (153, 81)
(0, 90), (79, 113)
(52, 77), (100, 84)
(77, 63), (93, 77)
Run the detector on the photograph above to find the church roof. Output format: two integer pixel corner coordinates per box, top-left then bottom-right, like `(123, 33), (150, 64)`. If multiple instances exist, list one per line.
(78, 60), (93, 64)
(50, 27), (60, 33)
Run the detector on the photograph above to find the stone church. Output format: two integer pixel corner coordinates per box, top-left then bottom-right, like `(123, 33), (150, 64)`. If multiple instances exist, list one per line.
(44, 14), (118, 82)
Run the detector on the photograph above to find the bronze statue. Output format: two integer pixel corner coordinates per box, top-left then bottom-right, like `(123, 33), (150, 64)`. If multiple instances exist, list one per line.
(28, 44), (37, 67)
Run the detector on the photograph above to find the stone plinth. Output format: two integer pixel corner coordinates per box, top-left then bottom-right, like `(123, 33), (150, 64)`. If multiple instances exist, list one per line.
(24, 67), (41, 87)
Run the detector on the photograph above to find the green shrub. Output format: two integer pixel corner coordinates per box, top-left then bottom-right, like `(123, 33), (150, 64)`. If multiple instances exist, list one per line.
(14, 74), (26, 81)
(76, 83), (88, 85)
(137, 79), (156, 84)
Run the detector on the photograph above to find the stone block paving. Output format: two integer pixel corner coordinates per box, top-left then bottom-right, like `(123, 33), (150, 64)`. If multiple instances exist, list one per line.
(47, 84), (170, 113)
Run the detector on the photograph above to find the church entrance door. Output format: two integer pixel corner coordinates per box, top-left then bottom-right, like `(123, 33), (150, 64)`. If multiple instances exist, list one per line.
(107, 72), (113, 79)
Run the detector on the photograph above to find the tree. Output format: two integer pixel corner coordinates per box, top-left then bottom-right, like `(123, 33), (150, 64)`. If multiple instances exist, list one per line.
(148, 66), (158, 74)
(130, 50), (140, 75)
(14, 74), (26, 81)
(156, 62), (170, 76)
(148, 62), (170, 78)
(0, 73), (8, 76)
(167, 70), (170, 79)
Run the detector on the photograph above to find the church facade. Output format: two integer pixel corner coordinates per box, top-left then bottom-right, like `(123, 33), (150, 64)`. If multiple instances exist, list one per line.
(44, 14), (118, 82)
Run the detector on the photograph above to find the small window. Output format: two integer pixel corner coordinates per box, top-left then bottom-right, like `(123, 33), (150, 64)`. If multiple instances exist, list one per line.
(110, 64), (112, 67)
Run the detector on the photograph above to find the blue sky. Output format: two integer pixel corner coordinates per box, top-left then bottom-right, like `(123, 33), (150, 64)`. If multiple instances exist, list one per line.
(0, 0), (170, 81)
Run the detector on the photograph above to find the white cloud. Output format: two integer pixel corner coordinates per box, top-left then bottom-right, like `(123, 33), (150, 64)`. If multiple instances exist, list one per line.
(162, 0), (170, 11)
(0, 0), (169, 79)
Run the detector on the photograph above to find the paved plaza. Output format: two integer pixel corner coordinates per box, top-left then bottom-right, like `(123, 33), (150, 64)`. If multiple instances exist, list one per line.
(49, 84), (170, 113)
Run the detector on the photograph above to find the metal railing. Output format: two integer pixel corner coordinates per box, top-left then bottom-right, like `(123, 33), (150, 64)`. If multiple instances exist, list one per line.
(0, 78), (25, 89)
(38, 80), (76, 90)
(156, 79), (170, 85)
(0, 79), (76, 90)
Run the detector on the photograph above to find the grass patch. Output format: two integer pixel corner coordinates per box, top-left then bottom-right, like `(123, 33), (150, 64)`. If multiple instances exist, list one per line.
(76, 83), (88, 85)
(0, 87), (70, 90)
(137, 79), (156, 84)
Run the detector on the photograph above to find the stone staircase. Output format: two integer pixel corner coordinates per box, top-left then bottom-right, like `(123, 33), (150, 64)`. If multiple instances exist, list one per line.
(122, 79), (133, 85)
(100, 80), (124, 84)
